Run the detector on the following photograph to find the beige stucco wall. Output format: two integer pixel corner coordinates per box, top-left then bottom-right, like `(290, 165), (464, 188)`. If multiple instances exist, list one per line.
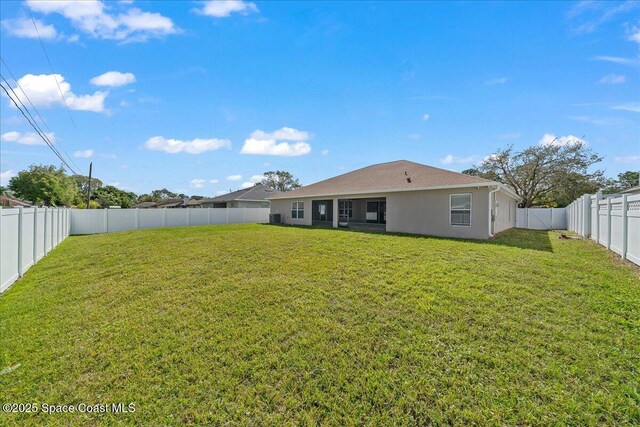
(270, 187), (517, 239)
(493, 191), (516, 234)
(386, 187), (491, 239)
(270, 197), (314, 226)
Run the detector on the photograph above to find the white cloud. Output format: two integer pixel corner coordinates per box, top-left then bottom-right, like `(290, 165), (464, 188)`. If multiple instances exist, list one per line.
(26, 0), (177, 43)
(592, 56), (640, 66)
(599, 74), (626, 84)
(216, 190), (227, 196)
(195, 1), (259, 18)
(240, 127), (312, 156)
(538, 133), (587, 147)
(73, 149), (94, 158)
(421, 114), (430, 122)
(1, 130), (54, 145)
(614, 155), (640, 164)
(407, 133), (421, 140)
(321, 149), (330, 155)
(227, 174), (242, 181)
(6, 74), (107, 112)
(440, 154), (481, 165)
(629, 26), (640, 44)
(1, 17), (57, 39)
(0, 169), (16, 185)
(190, 178), (206, 188)
(241, 182), (255, 189)
(611, 102), (640, 113)
(144, 136), (231, 154)
(209, 179), (219, 184)
(90, 71), (136, 87)
(485, 77), (507, 85)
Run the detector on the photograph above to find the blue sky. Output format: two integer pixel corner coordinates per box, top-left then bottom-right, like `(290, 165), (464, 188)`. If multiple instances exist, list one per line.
(1, 0), (638, 196)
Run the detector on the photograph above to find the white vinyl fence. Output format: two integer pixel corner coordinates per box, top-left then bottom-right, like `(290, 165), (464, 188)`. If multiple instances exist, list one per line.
(567, 193), (640, 266)
(1, 207), (70, 293)
(0, 207), (269, 294)
(70, 207), (270, 235)
(516, 208), (567, 230)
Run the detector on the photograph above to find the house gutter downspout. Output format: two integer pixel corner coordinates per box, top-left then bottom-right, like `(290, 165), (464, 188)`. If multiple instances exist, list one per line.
(488, 185), (500, 238)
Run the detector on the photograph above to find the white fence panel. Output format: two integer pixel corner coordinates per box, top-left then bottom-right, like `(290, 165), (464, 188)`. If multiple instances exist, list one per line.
(189, 209), (209, 226)
(138, 209), (163, 229)
(107, 209), (137, 233)
(567, 193), (639, 267)
(1, 209), (20, 293)
(69, 207), (269, 235)
(166, 209), (188, 227)
(516, 208), (566, 230)
(1, 207), (69, 294)
(70, 209), (107, 235)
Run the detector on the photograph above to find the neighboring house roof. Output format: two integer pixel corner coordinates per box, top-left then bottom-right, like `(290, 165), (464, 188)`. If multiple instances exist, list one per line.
(135, 201), (158, 208)
(0, 196), (32, 207)
(268, 160), (515, 200)
(200, 184), (279, 203)
(155, 198), (185, 208)
(620, 185), (640, 195)
(187, 199), (203, 206)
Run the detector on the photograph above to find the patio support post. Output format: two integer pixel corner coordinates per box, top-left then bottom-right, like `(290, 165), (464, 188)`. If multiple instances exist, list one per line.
(332, 198), (338, 228)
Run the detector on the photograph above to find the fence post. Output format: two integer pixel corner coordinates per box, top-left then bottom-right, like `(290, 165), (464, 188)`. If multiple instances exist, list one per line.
(226, 207), (230, 224)
(104, 208), (108, 233)
(207, 207), (211, 224)
(43, 207), (48, 255)
(135, 208), (140, 230)
(594, 193), (601, 242)
(606, 197), (612, 250)
(621, 195), (628, 260)
(186, 208), (190, 226)
(33, 207), (38, 262)
(17, 206), (24, 276)
(583, 194), (591, 237)
(163, 208), (167, 227)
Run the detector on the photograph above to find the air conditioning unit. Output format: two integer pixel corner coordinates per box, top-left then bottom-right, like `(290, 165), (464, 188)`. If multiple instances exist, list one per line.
(269, 213), (282, 224)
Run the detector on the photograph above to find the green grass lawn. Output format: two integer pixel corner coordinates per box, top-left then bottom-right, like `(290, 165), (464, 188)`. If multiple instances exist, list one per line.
(1, 225), (638, 426)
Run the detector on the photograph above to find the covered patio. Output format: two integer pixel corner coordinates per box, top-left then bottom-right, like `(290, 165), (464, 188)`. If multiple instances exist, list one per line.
(312, 198), (386, 231)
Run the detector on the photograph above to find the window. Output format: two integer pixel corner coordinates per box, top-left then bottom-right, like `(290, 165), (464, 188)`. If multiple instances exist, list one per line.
(338, 200), (352, 219)
(450, 193), (471, 226)
(291, 201), (304, 219)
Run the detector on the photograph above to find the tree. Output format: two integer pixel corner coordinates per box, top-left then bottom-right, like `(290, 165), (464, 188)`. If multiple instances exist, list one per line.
(261, 171), (302, 192)
(468, 142), (603, 208)
(71, 174), (103, 199)
(151, 188), (178, 200)
(8, 164), (78, 206)
(603, 170), (639, 194)
(92, 185), (137, 208)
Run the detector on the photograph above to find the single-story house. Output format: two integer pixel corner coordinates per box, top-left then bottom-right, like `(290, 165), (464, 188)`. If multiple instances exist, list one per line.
(0, 196), (33, 207)
(267, 160), (520, 239)
(198, 184), (278, 208)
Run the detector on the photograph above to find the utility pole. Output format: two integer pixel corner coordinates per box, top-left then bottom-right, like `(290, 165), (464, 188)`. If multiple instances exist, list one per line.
(86, 162), (93, 209)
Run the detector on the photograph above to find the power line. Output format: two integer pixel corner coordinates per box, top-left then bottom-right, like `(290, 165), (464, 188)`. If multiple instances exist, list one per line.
(26, 5), (76, 129)
(0, 57), (81, 173)
(0, 78), (73, 173)
(0, 79), (78, 175)
(0, 56), (50, 132)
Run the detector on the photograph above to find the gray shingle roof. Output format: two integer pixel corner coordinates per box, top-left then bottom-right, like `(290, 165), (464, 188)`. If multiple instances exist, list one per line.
(268, 160), (494, 199)
(200, 184), (279, 203)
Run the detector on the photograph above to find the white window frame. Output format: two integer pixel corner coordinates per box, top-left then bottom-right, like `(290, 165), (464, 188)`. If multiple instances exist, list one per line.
(450, 193), (472, 227)
(291, 201), (304, 219)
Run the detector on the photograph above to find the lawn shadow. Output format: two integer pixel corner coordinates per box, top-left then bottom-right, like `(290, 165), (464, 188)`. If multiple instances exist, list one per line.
(260, 224), (555, 253)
